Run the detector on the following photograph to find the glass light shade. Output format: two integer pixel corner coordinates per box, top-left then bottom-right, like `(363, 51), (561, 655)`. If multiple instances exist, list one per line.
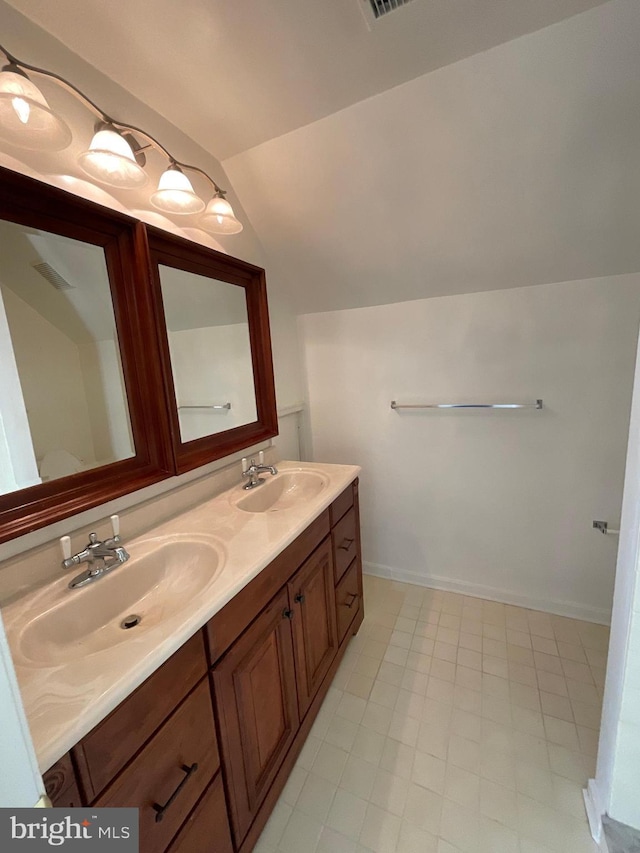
(78, 127), (148, 188)
(150, 167), (205, 214)
(200, 195), (243, 235)
(0, 69), (72, 151)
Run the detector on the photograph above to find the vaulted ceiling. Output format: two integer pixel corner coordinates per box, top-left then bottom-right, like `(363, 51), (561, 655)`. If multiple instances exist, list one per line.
(4, 0), (613, 160)
(4, 0), (639, 314)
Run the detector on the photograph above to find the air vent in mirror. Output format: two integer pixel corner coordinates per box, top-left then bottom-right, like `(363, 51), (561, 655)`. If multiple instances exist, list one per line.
(32, 261), (74, 291)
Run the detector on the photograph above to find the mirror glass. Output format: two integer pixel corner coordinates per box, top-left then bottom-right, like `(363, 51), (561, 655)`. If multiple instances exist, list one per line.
(158, 264), (257, 443)
(0, 220), (134, 496)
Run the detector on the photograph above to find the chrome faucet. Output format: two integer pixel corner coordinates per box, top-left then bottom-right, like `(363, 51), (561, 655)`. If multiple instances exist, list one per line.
(61, 516), (129, 589)
(242, 457), (278, 490)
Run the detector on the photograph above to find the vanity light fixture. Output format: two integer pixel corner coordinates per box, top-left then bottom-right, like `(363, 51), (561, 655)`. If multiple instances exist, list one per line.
(200, 191), (243, 235)
(0, 43), (243, 234)
(78, 122), (148, 188)
(151, 163), (205, 214)
(0, 63), (72, 151)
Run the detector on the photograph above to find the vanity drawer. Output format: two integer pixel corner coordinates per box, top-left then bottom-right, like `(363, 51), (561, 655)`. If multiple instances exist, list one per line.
(167, 772), (233, 853)
(329, 483), (354, 527)
(335, 559), (361, 643)
(95, 679), (218, 853)
(332, 506), (358, 583)
(76, 632), (208, 801)
(43, 753), (82, 807)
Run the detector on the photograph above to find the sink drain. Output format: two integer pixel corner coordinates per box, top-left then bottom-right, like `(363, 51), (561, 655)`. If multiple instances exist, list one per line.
(120, 614), (142, 630)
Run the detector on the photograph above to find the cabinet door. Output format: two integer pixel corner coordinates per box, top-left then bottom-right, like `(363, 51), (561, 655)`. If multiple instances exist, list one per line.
(288, 538), (339, 718)
(212, 587), (299, 845)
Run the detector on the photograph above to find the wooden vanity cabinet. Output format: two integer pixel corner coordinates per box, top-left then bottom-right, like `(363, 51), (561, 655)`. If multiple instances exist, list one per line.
(40, 479), (363, 853)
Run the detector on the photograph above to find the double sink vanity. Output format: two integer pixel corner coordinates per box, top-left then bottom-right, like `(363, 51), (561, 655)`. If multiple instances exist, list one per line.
(3, 462), (364, 853)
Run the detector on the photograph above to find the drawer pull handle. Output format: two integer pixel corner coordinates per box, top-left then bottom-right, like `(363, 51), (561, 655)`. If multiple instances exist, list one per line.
(294, 593), (305, 604)
(283, 608), (295, 620)
(152, 762), (198, 823)
(338, 537), (355, 552)
(345, 593), (358, 609)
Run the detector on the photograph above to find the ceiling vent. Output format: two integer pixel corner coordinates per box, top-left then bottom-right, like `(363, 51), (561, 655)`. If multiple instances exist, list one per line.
(32, 261), (74, 291)
(363, 0), (415, 22)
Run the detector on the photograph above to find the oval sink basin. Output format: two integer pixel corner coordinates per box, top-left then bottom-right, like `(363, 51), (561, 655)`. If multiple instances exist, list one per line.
(18, 534), (225, 665)
(235, 470), (328, 513)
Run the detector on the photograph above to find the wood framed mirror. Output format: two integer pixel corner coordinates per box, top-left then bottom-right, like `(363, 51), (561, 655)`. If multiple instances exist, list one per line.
(143, 227), (278, 474)
(0, 167), (172, 543)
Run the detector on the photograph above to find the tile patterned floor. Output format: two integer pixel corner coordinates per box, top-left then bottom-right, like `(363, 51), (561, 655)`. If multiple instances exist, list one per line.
(255, 576), (609, 853)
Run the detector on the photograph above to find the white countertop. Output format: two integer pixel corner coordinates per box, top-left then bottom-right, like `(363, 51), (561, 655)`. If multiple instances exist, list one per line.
(1, 461), (360, 773)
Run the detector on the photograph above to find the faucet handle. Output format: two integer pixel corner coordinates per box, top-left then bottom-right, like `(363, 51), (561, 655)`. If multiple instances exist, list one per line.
(59, 535), (71, 562)
(110, 514), (120, 538)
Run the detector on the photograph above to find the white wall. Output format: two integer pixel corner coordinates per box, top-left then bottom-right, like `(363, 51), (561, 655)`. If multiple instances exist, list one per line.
(300, 274), (640, 622)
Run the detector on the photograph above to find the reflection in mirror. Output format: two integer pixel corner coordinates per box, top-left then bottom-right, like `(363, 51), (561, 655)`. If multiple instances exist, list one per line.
(0, 221), (134, 497)
(158, 265), (257, 443)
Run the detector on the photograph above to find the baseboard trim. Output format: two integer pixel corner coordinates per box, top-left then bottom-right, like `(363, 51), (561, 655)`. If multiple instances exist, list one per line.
(363, 561), (611, 625)
(584, 779), (609, 850)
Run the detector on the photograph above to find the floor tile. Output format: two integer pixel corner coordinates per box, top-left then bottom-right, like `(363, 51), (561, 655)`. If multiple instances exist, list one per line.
(371, 768), (411, 816)
(360, 803), (402, 853)
(351, 724), (387, 764)
(403, 782), (443, 834)
(380, 736), (416, 780)
(396, 821), (438, 853)
(316, 826), (358, 853)
(312, 741), (350, 784)
(340, 753), (377, 799)
(295, 771), (337, 822)
(325, 788), (368, 840)
(444, 763), (480, 809)
(412, 750), (446, 794)
(278, 808), (324, 853)
(440, 797), (480, 853)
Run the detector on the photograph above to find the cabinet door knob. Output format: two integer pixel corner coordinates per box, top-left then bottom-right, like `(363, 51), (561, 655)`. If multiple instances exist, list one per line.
(283, 608), (295, 620)
(345, 593), (358, 609)
(338, 537), (355, 552)
(152, 762), (198, 823)
(294, 593), (305, 604)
